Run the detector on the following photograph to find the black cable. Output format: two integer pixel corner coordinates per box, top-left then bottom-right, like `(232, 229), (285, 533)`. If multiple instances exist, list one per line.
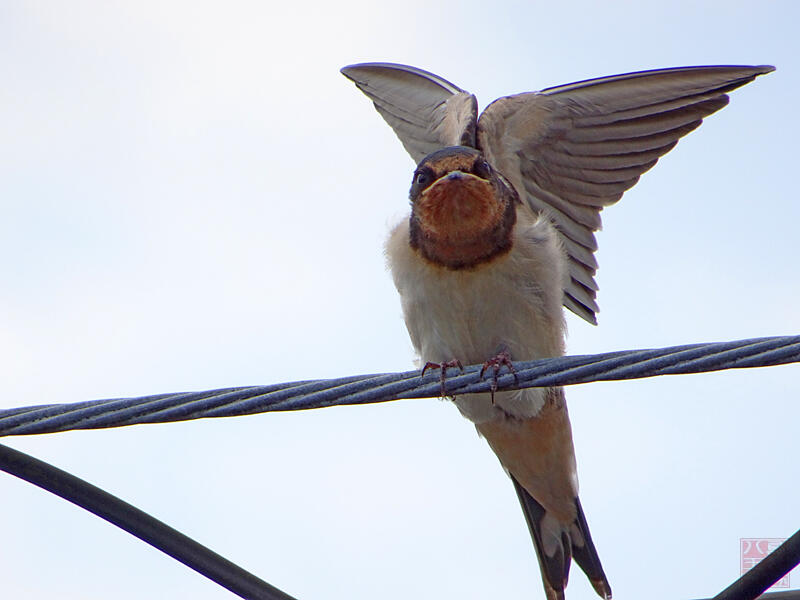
(4, 436), (798, 600)
(712, 530), (800, 600)
(0, 442), (297, 600)
(697, 592), (800, 600)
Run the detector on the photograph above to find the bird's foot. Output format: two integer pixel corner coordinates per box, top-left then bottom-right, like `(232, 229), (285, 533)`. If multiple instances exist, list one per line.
(421, 359), (464, 399)
(479, 349), (517, 404)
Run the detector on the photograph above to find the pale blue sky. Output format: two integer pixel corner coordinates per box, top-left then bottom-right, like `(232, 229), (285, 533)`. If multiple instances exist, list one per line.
(1, 2), (798, 599)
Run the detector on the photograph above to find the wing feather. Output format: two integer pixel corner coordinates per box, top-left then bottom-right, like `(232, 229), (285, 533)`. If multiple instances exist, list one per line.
(478, 65), (774, 323)
(522, 180), (602, 240)
(551, 121), (703, 156)
(565, 97), (728, 142)
(537, 161), (653, 185)
(341, 62), (478, 163)
(539, 144), (677, 170)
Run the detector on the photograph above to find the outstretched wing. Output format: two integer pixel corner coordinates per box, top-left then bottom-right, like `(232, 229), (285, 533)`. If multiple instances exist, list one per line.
(341, 62), (478, 163)
(477, 65), (774, 324)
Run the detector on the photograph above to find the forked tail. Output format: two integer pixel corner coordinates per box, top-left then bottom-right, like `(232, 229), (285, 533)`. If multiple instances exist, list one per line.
(511, 476), (611, 600)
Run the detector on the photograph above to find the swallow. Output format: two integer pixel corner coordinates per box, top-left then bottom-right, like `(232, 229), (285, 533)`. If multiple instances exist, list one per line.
(342, 62), (773, 599)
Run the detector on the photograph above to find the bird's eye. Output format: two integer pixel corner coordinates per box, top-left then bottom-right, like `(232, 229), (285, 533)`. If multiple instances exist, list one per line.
(472, 159), (491, 179)
(415, 171), (431, 186)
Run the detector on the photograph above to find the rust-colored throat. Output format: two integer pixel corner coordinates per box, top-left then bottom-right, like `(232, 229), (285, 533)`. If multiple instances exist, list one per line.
(411, 171), (516, 269)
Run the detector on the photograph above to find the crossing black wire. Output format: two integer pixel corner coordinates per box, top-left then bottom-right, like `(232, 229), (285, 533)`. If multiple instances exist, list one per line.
(712, 530), (800, 600)
(0, 442), (297, 600)
(709, 592), (800, 600)
(1, 335), (798, 437)
(4, 435), (796, 600)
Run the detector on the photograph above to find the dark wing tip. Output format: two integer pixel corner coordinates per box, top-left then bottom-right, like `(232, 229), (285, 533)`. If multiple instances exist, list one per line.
(564, 292), (598, 326)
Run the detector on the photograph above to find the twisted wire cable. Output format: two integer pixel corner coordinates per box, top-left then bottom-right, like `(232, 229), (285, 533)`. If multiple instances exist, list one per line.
(1, 335), (798, 437)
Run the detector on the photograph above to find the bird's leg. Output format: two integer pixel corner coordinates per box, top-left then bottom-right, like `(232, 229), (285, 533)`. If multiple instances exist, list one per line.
(421, 359), (464, 399)
(479, 348), (518, 404)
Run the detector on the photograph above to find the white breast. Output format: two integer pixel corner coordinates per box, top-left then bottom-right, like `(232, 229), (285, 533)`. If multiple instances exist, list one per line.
(386, 210), (568, 423)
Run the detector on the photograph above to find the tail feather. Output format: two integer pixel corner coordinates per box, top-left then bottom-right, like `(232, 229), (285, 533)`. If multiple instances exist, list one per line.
(571, 497), (612, 599)
(511, 476), (611, 600)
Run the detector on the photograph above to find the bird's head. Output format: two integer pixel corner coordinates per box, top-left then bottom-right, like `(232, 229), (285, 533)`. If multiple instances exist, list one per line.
(409, 146), (518, 269)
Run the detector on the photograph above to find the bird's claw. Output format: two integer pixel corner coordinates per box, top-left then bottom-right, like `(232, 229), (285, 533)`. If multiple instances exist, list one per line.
(421, 359), (464, 399)
(479, 349), (518, 404)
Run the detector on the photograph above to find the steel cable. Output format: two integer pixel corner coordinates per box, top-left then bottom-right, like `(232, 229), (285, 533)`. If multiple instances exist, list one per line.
(1, 335), (798, 437)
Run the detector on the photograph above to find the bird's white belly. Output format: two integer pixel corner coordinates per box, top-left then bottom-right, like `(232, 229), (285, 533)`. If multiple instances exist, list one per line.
(386, 213), (568, 423)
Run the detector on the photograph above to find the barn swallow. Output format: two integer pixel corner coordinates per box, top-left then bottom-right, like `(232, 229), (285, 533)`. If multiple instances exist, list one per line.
(342, 62), (773, 599)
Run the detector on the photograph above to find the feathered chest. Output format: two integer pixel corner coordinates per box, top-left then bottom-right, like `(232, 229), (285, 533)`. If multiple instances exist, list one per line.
(386, 212), (568, 366)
